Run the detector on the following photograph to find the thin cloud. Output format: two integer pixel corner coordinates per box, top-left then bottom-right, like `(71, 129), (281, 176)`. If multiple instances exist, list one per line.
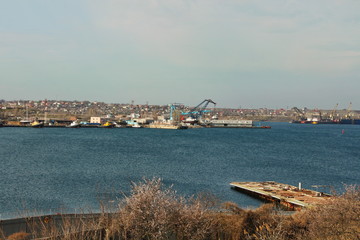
(85, 0), (360, 73)
(1, 0), (360, 107)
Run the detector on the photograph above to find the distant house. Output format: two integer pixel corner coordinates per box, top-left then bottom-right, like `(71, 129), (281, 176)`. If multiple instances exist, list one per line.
(68, 116), (77, 121)
(133, 118), (154, 124)
(90, 117), (102, 124)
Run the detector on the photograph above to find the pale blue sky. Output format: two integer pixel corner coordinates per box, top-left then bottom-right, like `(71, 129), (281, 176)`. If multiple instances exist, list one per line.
(1, 0), (359, 109)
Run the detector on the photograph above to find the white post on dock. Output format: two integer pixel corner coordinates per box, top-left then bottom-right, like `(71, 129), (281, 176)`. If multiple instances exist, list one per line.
(299, 182), (302, 191)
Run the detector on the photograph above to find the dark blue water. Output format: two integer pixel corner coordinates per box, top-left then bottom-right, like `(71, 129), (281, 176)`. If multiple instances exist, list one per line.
(0, 123), (359, 219)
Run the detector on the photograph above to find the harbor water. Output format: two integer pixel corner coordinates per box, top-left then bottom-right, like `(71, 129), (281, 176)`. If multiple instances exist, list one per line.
(0, 122), (359, 219)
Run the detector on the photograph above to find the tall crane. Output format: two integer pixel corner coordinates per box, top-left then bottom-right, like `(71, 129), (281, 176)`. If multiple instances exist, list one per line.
(169, 103), (182, 121)
(330, 103), (338, 120)
(291, 107), (306, 121)
(345, 102), (352, 119)
(182, 99), (216, 121)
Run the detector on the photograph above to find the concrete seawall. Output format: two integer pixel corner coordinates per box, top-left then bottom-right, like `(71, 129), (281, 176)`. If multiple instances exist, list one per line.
(0, 213), (102, 238)
(0, 217), (29, 237)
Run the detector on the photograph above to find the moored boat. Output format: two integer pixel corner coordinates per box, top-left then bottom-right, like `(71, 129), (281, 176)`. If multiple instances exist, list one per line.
(339, 119), (360, 125)
(205, 120), (254, 128)
(66, 121), (81, 128)
(132, 123), (142, 128)
(31, 121), (44, 128)
(100, 121), (115, 128)
(148, 123), (188, 129)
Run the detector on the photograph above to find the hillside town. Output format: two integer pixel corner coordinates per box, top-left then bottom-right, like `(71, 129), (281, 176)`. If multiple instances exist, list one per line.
(0, 99), (359, 127)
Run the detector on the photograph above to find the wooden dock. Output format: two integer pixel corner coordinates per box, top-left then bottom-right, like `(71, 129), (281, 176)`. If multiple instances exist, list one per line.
(230, 181), (332, 210)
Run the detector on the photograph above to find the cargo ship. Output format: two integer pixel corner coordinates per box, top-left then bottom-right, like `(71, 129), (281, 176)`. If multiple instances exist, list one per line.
(206, 119), (253, 128)
(147, 123), (188, 129)
(292, 118), (360, 125)
(202, 120), (271, 128)
(291, 104), (360, 125)
(339, 119), (360, 125)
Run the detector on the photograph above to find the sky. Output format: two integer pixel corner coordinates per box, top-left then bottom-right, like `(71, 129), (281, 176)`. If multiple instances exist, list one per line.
(0, 0), (359, 109)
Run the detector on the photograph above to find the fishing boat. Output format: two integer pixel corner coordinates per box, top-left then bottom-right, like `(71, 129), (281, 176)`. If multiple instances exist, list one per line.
(66, 121), (81, 128)
(132, 123), (142, 128)
(100, 121), (115, 128)
(31, 121), (44, 128)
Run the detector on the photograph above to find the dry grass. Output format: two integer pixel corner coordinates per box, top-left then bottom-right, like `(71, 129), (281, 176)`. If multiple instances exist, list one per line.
(298, 185), (360, 240)
(2, 181), (359, 240)
(7, 232), (30, 240)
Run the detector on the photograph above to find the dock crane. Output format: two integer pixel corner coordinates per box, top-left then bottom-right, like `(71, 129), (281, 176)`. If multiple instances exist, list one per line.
(345, 102), (352, 119)
(169, 103), (183, 121)
(330, 103), (338, 120)
(291, 107), (306, 121)
(182, 99), (216, 122)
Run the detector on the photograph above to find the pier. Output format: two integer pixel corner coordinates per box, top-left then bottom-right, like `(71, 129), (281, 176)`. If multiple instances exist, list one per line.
(230, 181), (332, 210)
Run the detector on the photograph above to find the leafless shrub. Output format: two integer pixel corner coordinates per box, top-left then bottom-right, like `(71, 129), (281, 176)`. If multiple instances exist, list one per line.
(342, 184), (360, 201)
(108, 178), (180, 239)
(4, 182), (359, 240)
(242, 185), (360, 240)
(242, 204), (275, 232)
(108, 177), (217, 240)
(279, 211), (309, 240)
(300, 185), (360, 240)
(247, 222), (286, 240)
(175, 196), (216, 240)
(211, 202), (282, 240)
(211, 212), (245, 239)
(222, 201), (246, 215)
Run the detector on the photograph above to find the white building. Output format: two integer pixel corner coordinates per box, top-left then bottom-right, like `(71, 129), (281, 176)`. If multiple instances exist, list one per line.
(90, 117), (102, 124)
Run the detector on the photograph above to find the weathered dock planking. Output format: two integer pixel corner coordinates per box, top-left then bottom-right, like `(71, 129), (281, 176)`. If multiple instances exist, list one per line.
(230, 181), (332, 210)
